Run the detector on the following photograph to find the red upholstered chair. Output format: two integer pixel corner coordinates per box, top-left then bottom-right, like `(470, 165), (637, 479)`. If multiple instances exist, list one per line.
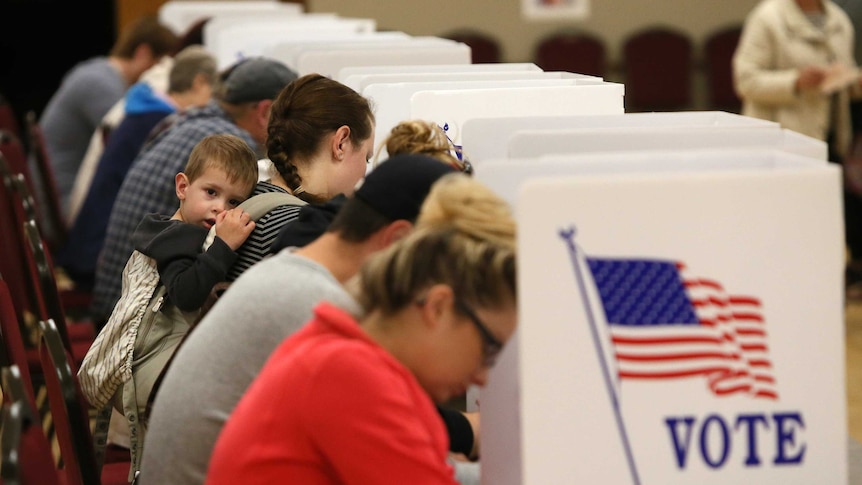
(442, 30), (502, 63)
(1, 364), (62, 485)
(21, 216), (95, 368)
(25, 110), (67, 250)
(0, 275), (40, 411)
(2, 128), (93, 317)
(535, 31), (607, 78)
(622, 26), (694, 112)
(0, 148), (43, 333)
(704, 24), (744, 113)
(38, 318), (131, 485)
(2, 154), (95, 366)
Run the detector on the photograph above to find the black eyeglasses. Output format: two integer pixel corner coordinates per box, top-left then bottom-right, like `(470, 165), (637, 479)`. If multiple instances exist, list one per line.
(415, 296), (503, 367)
(453, 299), (503, 367)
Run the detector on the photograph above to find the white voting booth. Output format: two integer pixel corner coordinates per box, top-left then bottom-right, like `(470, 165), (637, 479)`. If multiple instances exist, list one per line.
(204, 15), (377, 69)
(293, 42), (472, 78)
(474, 134), (846, 483)
(368, 79), (604, 159)
(367, 81), (623, 162)
(507, 125), (827, 160)
(350, 71), (598, 97)
(460, 111), (807, 166)
(259, 31), (414, 66)
(157, 0), (302, 35)
(409, 83), (624, 157)
(339, 63), (545, 91)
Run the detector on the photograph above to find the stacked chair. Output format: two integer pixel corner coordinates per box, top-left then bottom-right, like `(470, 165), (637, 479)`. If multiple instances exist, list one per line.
(534, 31), (606, 78)
(0, 103), (129, 483)
(442, 30), (502, 64)
(24, 111), (67, 251)
(703, 24), (743, 113)
(0, 364), (61, 485)
(38, 318), (131, 485)
(622, 26), (693, 112)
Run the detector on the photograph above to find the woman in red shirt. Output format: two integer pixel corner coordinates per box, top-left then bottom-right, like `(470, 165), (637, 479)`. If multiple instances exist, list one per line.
(205, 174), (516, 485)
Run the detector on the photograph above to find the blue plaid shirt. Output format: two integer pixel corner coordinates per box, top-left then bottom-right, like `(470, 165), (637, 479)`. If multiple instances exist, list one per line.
(91, 101), (259, 320)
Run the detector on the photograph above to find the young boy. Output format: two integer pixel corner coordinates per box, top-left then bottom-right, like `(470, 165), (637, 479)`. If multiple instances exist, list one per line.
(137, 133), (258, 313)
(78, 133), (259, 475)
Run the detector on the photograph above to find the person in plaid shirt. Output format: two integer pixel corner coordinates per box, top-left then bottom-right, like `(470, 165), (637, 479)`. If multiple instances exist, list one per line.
(91, 57), (297, 326)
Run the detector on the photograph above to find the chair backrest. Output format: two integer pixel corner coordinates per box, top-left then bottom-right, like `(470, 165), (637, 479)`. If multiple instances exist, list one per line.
(622, 26), (693, 112)
(443, 30), (501, 63)
(8, 172), (95, 366)
(1, 373), (24, 485)
(38, 318), (100, 485)
(704, 24), (743, 113)
(535, 31), (606, 77)
(10, 172), (63, 328)
(0, 276), (37, 411)
(24, 111), (67, 250)
(0, 151), (42, 327)
(1, 364), (62, 485)
(22, 217), (79, 353)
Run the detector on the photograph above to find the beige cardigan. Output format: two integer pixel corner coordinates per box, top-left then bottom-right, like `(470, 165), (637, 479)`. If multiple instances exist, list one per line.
(733, 0), (860, 157)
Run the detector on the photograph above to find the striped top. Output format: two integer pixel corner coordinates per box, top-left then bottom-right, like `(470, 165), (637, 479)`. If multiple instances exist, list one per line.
(227, 181), (303, 281)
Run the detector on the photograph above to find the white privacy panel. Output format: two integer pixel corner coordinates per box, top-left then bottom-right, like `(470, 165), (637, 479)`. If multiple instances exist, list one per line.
(158, 0), (302, 35)
(337, 62), (542, 85)
(461, 111), (785, 166)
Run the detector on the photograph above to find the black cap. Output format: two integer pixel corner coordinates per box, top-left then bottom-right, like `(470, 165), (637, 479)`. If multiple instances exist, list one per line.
(270, 155), (456, 253)
(355, 154), (457, 223)
(269, 195), (347, 254)
(221, 57), (297, 104)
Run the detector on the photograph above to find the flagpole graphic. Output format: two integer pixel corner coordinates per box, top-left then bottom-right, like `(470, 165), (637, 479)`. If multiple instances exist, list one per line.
(560, 227), (641, 485)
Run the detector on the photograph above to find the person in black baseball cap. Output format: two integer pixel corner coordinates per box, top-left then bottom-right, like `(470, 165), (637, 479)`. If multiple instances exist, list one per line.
(270, 153), (456, 252)
(200, 159), (513, 484)
(141, 153), (505, 485)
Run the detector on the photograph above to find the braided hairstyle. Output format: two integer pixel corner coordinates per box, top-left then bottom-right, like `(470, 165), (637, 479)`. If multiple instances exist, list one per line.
(266, 74), (374, 202)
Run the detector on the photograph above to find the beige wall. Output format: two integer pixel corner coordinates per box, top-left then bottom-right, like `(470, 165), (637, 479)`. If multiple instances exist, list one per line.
(308, 0), (760, 67)
(309, 0), (761, 107)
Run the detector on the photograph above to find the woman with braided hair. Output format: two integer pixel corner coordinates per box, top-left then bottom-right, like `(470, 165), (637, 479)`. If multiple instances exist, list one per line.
(227, 73), (375, 280)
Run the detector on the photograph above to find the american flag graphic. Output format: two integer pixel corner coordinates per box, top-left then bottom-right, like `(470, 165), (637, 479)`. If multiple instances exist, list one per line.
(587, 258), (778, 400)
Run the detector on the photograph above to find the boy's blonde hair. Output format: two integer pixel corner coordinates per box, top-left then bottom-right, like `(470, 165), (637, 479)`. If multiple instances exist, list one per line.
(184, 134), (259, 191)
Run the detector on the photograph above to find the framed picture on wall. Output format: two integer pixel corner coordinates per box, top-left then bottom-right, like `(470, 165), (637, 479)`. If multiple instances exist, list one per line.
(522, 0), (589, 20)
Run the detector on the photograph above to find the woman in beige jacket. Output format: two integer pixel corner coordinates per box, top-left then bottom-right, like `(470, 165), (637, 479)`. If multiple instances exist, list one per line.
(733, 0), (860, 160)
(734, 0), (862, 278)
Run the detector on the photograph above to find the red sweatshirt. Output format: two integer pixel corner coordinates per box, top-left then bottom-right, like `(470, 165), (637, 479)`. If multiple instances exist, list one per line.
(205, 302), (458, 485)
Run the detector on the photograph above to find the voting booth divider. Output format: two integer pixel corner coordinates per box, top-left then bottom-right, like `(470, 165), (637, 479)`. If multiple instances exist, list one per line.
(339, 63), (545, 91)
(367, 80), (623, 162)
(348, 70), (569, 97)
(203, 15), (378, 69)
(506, 125), (827, 160)
(408, 83), (623, 156)
(158, 0), (303, 35)
(259, 32), (417, 68)
(472, 141), (846, 483)
(293, 42), (472, 78)
(460, 111), (795, 165)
